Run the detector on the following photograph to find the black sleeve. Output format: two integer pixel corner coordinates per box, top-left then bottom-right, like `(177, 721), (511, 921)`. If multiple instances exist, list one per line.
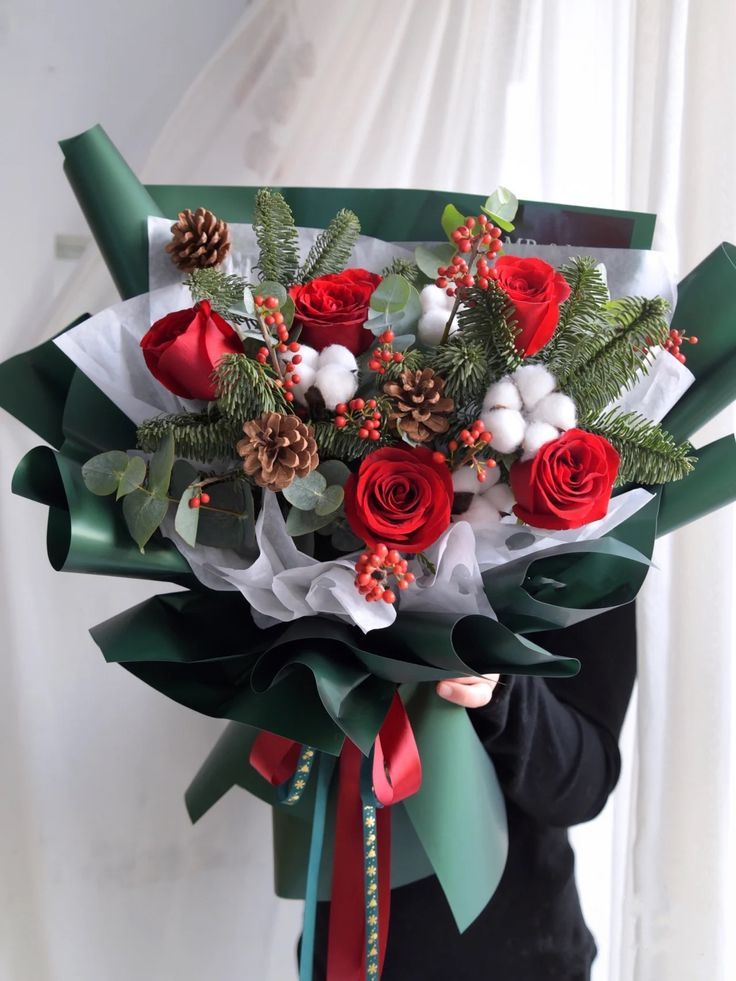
(469, 602), (637, 828)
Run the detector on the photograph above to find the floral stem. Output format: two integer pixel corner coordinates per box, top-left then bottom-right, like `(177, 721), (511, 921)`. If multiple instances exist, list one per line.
(440, 240), (481, 345)
(258, 314), (283, 379)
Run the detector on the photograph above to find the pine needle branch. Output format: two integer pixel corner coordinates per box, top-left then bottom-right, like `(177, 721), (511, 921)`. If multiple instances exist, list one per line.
(312, 421), (395, 461)
(253, 189), (300, 285)
(557, 257), (610, 333)
(583, 408), (696, 485)
(298, 209), (361, 282)
(555, 296), (670, 417)
(136, 409), (242, 461)
(185, 268), (250, 324)
(214, 354), (288, 419)
(381, 347), (425, 383)
(456, 283), (522, 379)
(381, 257), (421, 285)
(428, 335), (490, 407)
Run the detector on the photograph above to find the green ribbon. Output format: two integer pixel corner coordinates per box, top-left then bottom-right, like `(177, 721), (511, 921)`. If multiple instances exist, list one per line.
(300, 751), (335, 981)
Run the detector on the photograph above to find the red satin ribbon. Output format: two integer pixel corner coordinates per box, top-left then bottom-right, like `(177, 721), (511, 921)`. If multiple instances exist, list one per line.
(250, 693), (422, 981)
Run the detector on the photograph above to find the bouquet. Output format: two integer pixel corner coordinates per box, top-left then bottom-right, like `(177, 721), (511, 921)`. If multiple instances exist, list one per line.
(3, 125), (736, 981)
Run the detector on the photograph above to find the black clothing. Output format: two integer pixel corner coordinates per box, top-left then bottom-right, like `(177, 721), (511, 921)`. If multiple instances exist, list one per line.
(310, 603), (637, 980)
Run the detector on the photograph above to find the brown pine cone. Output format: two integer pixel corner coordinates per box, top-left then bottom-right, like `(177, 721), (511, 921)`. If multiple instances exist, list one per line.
(166, 207), (231, 272)
(384, 367), (454, 442)
(236, 412), (319, 492)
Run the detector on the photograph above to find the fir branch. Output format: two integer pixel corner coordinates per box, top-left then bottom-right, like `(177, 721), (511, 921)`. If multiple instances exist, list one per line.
(555, 296), (670, 417)
(557, 257), (610, 333)
(298, 209), (361, 282)
(253, 189), (300, 285)
(381, 347), (425, 383)
(214, 353), (288, 419)
(185, 268), (250, 324)
(455, 284), (522, 378)
(427, 335), (489, 407)
(381, 257), (421, 285)
(136, 409), (242, 461)
(583, 408), (696, 485)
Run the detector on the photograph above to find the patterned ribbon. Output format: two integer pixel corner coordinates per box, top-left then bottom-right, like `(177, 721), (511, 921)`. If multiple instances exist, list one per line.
(249, 693), (422, 981)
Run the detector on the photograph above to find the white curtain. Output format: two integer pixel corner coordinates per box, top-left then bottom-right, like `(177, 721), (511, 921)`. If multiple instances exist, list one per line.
(2, 2), (735, 979)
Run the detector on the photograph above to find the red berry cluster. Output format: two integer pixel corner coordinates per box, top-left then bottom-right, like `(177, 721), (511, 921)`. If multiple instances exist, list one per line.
(664, 327), (698, 364)
(253, 294), (302, 400)
(432, 418), (497, 482)
(354, 544), (416, 604)
(436, 215), (503, 297)
(368, 330), (405, 375)
(188, 490), (211, 509)
(335, 398), (383, 441)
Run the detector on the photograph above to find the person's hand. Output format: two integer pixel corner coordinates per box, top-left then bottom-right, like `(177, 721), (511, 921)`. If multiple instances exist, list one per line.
(436, 674), (501, 708)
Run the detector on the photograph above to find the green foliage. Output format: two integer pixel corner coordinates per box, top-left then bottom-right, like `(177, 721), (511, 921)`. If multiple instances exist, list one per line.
(137, 409), (242, 461)
(455, 283), (521, 378)
(554, 296), (670, 416)
(185, 268), (250, 324)
(364, 274), (421, 336)
(427, 335), (489, 407)
(82, 451), (130, 495)
(298, 209), (361, 281)
(253, 189), (300, 285)
(381, 256), (421, 285)
(312, 420), (394, 462)
(583, 408), (696, 485)
(122, 489), (168, 552)
(215, 353), (288, 420)
(282, 464), (346, 537)
(381, 347), (424, 383)
(115, 456), (147, 500)
(481, 187), (518, 232)
(441, 204), (467, 241)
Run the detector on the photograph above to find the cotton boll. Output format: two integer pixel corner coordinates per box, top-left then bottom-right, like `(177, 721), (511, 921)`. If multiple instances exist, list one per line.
(458, 494), (502, 531)
(482, 377), (522, 412)
(452, 466), (484, 495)
(484, 482), (516, 515)
(419, 284), (453, 313)
(294, 345), (319, 370)
(512, 364), (557, 410)
(291, 364), (317, 404)
(318, 344), (358, 373)
(313, 363), (359, 410)
(531, 392), (577, 431)
(521, 421), (559, 460)
(481, 408), (526, 453)
(417, 308), (454, 347)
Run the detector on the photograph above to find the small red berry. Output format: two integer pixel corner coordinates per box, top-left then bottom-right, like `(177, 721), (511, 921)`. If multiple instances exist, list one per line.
(254, 295), (264, 306)
(265, 296), (279, 309)
(199, 492), (211, 505)
(369, 429), (380, 441)
(382, 589), (396, 604)
(189, 496), (201, 509)
(358, 428), (370, 439)
(432, 451), (446, 464)
(353, 398), (365, 411)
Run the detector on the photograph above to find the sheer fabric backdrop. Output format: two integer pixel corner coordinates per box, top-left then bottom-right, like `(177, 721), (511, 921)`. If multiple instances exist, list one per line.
(2, 2), (734, 979)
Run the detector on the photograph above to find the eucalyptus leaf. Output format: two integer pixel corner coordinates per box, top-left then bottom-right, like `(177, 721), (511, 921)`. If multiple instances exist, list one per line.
(197, 479), (256, 553)
(285, 506), (336, 536)
(365, 280), (421, 336)
(256, 281), (288, 308)
(148, 432), (175, 496)
(317, 460), (351, 486)
(415, 243), (455, 280)
(281, 294), (295, 328)
(441, 204), (467, 242)
(116, 455), (147, 500)
(122, 489), (168, 552)
(174, 484), (201, 547)
(242, 286), (255, 316)
(81, 450), (130, 496)
(283, 470), (328, 510)
(369, 274), (412, 315)
(314, 484), (344, 516)
(482, 187), (518, 233)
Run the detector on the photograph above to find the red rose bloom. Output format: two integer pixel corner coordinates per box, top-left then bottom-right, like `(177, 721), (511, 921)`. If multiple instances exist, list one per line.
(344, 446), (453, 553)
(510, 429), (620, 530)
(491, 256), (571, 357)
(140, 299), (243, 401)
(289, 268), (381, 355)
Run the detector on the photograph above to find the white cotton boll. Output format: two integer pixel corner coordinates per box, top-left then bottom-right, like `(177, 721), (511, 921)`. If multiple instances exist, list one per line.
(482, 377), (522, 412)
(521, 421), (560, 460)
(313, 364), (359, 410)
(291, 364), (317, 404)
(481, 408), (526, 453)
(452, 466), (484, 495)
(512, 364), (557, 410)
(294, 345), (319, 370)
(484, 482), (516, 515)
(417, 308), (454, 347)
(419, 284), (453, 313)
(318, 344), (358, 373)
(531, 392), (577, 431)
(459, 494), (502, 531)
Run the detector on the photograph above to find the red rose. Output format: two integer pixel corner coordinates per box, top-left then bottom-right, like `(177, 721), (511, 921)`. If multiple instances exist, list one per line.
(289, 268), (381, 355)
(510, 429), (620, 530)
(491, 256), (571, 356)
(344, 446), (453, 553)
(140, 299), (243, 401)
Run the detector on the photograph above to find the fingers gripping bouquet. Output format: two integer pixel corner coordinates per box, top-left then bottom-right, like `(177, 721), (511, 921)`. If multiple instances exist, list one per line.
(3, 126), (736, 981)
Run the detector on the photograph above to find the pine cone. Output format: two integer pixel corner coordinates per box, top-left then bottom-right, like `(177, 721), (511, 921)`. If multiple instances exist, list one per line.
(237, 412), (319, 492)
(166, 208), (231, 272)
(384, 368), (454, 442)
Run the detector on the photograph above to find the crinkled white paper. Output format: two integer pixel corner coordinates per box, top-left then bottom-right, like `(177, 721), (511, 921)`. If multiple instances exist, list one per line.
(612, 347), (695, 424)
